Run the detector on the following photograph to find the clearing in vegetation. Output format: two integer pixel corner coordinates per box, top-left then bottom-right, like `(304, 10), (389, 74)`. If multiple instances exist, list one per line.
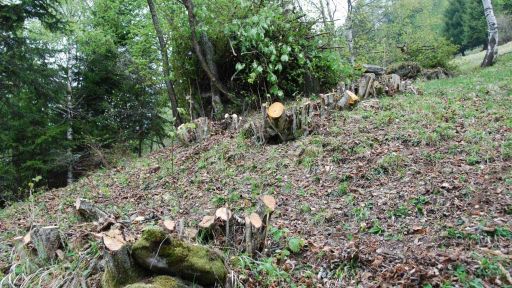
(1, 50), (512, 287)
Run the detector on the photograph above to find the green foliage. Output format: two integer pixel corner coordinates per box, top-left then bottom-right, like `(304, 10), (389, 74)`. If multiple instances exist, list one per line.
(443, 0), (487, 54)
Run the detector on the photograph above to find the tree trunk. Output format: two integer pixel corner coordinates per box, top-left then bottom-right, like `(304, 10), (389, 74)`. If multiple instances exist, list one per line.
(481, 0), (499, 67)
(182, 0), (234, 101)
(346, 0), (355, 66)
(65, 40), (74, 186)
(319, 0), (329, 31)
(147, 0), (182, 126)
(200, 32), (224, 117)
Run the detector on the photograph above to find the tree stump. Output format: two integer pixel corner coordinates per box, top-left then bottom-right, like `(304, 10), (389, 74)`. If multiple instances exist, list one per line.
(31, 226), (62, 260)
(131, 227), (227, 286)
(75, 198), (108, 221)
(358, 73), (376, 98)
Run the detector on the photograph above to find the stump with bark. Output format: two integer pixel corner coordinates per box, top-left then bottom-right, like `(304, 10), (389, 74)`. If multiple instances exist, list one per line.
(244, 195), (277, 255)
(30, 226), (62, 261)
(358, 73), (376, 98)
(176, 117), (211, 145)
(75, 198), (108, 221)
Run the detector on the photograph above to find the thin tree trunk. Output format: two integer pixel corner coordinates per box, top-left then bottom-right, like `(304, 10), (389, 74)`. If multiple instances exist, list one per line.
(346, 0), (355, 66)
(147, 0), (182, 126)
(319, 0), (329, 30)
(66, 40), (74, 186)
(200, 32), (224, 116)
(481, 0), (498, 67)
(325, 0), (336, 32)
(182, 0), (234, 101)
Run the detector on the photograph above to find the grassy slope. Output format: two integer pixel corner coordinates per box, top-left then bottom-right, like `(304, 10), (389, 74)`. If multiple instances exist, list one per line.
(1, 53), (511, 287)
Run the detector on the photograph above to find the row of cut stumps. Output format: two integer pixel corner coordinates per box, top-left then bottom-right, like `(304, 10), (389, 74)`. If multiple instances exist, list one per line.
(177, 65), (425, 146)
(13, 195), (277, 287)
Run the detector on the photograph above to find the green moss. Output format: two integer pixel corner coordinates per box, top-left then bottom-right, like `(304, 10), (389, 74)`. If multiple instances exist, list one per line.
(132, 227), (227, 286)
(124, 275), (191, 288)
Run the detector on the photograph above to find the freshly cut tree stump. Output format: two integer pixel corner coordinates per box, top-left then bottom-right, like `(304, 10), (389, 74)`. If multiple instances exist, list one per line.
(267, 102), (285, 119)
(337, 90), (359, 109)
(101, 245), (145, 288)
(132, 226), (227, 286)
(250, 195), (277, 253)
(75, 198), (108, 221)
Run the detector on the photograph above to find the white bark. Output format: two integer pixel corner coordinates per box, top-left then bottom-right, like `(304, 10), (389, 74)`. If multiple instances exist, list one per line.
(481, 0), (499, 67)
(346, 0), (355, 66)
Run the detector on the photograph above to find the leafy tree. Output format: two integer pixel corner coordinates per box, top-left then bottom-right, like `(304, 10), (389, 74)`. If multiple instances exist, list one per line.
(443, 0), (487, 54)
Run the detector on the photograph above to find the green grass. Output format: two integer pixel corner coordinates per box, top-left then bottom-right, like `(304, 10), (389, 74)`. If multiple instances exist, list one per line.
(1, 50), (512, 288)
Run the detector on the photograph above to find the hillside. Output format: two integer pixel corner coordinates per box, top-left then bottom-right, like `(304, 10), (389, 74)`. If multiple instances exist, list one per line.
(1, 53), (512, 287)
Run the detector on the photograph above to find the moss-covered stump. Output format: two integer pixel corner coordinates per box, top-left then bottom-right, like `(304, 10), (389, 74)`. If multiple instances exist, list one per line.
(124, 275), (200, 288)
(101, 244), (148, 288)
(132, 227), (227, 287)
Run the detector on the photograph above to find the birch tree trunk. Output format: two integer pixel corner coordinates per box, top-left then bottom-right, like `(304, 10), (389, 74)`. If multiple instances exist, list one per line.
(481, 0), (499, 67)
(346, 0), (355, 66)
(147, 0), (182, 126)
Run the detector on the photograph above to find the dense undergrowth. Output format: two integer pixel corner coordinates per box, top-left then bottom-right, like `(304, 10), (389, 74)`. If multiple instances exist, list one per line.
(1, 52), (511, 287)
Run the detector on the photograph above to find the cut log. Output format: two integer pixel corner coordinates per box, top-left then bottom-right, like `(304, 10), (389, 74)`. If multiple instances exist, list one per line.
(260, 195), (277, 212)
(75, 198), (108, 221)
(363, 64), (385, 75)
(31, 226), (62, 260)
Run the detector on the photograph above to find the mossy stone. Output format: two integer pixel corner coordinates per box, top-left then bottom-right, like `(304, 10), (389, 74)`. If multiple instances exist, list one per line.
(132, 227), (227, 286)
(123, 275), (196, 288)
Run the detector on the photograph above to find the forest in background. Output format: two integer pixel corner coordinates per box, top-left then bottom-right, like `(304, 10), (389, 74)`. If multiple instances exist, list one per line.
(1, 0), (511, 205)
